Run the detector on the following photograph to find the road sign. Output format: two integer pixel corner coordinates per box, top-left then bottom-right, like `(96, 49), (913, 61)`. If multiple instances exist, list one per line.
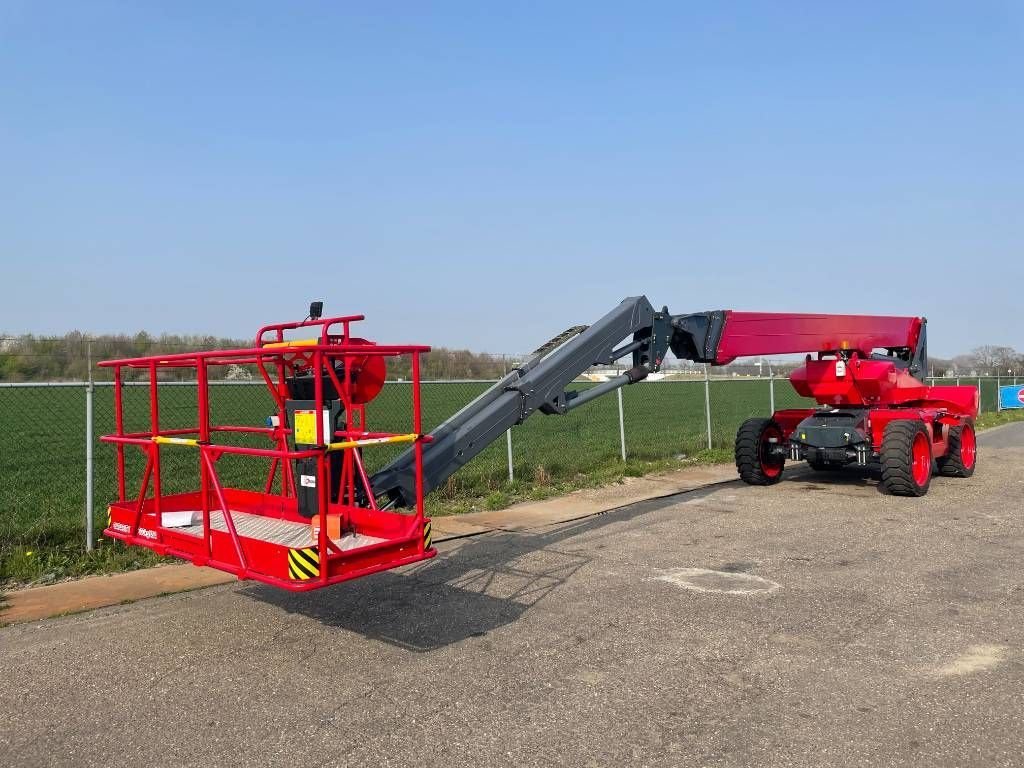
(998, 385), (1024, 410)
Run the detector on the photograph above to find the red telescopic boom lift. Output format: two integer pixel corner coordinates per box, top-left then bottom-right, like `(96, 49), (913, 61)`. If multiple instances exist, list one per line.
(100, 298), (977, 591)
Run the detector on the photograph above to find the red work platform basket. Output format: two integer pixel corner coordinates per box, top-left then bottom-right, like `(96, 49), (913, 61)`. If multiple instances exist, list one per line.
(99, 313), (435, 591)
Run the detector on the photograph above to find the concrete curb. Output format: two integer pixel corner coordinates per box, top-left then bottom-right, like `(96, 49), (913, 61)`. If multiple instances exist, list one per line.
(0, 564), (236, 625)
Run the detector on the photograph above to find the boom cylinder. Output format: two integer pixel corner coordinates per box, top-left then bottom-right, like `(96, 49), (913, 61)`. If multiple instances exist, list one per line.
(565, 366), (648, 412)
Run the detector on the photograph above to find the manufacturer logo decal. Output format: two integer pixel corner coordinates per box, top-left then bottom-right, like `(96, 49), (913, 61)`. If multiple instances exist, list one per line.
(111, 522), (157, 540)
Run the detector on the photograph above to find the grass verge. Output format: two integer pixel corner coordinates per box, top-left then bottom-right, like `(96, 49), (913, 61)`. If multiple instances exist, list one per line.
(425, 447), (733, 517)
(975, 410), (1024, 431)
(2, 542), (165, 589)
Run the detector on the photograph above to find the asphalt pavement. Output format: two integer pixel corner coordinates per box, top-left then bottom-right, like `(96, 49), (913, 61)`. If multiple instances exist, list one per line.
(2, 423), (1022, 767)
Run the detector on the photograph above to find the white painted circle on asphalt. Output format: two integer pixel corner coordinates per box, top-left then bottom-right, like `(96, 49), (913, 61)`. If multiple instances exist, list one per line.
(654, 567), (780, 595)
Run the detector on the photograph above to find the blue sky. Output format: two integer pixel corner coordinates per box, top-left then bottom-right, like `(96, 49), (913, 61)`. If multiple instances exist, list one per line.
(1, 2), (1021, 356)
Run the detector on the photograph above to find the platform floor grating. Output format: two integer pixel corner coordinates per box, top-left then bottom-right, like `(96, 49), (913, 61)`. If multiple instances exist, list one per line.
(168, 510), (385, 550)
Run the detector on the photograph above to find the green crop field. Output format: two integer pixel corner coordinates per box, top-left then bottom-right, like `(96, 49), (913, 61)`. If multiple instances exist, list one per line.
(2, 374), (1006, 585)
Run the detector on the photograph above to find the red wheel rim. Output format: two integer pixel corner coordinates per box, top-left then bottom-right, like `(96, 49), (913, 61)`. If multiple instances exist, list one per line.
(761, 425), (784, 478)
(911, 431), (931, 487)
(960, 425), (977, 470)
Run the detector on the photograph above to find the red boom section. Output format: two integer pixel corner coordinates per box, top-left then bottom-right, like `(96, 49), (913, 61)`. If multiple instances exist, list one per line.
(713, 312), (922, 365)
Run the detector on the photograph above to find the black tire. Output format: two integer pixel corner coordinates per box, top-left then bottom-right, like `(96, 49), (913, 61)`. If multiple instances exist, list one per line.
(879, 420), (932, 497)
(735, 418), (785, 486)
(938, 422), (977, 478)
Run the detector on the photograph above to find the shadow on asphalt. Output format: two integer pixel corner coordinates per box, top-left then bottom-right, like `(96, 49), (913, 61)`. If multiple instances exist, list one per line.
(793, 465), (884, 493)
(241, 461), (913, 649)
(794, 464), (978, 495)
(241, 485), (727, 651)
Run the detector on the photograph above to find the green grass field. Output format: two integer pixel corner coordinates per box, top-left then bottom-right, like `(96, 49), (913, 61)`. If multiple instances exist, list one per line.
(0, 375), (1013, 585)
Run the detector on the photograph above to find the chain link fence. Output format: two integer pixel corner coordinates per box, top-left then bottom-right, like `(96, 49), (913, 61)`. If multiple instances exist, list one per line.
(2, 354), (1012, 575)
(924, 376), (1020, 414)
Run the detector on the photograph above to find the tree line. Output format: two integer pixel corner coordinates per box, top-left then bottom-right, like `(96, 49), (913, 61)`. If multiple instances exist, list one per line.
(0, 331), (518, 382)
(1, 331), (1021, 382)
(943, 345), (1024, 377)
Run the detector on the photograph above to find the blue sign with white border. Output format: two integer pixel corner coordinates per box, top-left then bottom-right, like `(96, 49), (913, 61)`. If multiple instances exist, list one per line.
(998, 385), (1024, 410)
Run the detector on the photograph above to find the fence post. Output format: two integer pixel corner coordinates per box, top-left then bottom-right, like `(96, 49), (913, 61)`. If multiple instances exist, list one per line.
(505, 429), (514, 484)
(85, 340), (94, 552)
(616, 386), (626, 461)
(997, 376), (1001, 412)
(768, 365), (775, 414)
(703, 364), (712, 450)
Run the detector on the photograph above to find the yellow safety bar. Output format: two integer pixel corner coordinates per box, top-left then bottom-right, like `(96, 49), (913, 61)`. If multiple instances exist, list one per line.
(262, 338), (319, 349)
(152, 436), (200, 447)
(325, 433), (419, 452)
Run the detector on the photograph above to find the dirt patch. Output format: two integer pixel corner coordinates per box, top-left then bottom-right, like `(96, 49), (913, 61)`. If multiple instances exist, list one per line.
(653, 567), (780, 595)
(931, 644), (1008, 677)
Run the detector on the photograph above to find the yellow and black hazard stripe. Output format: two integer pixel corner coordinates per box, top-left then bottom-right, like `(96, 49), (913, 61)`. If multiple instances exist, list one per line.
(288, 546), (320, 580)
(423, 519), (432, 550)
(106, 506), (112, 527)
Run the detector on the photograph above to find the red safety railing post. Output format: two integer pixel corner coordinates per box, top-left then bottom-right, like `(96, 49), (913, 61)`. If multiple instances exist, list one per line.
(340, 348), (354, 507)
(197, 358), (212, 558)
(202, 449), (247, 574)
(313, 349), (328, 583)
(264, 457), (279, 495)
(318, 447), (329, 585)
(313, 350), (324, 446)
(351, 449), (378, 511)
(131, 451), (155, 537)
(322, 354), (346, 505)
(113, 364), (126, 502)
(148, 361), (161, 517)
(412, 352), (426, 552)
